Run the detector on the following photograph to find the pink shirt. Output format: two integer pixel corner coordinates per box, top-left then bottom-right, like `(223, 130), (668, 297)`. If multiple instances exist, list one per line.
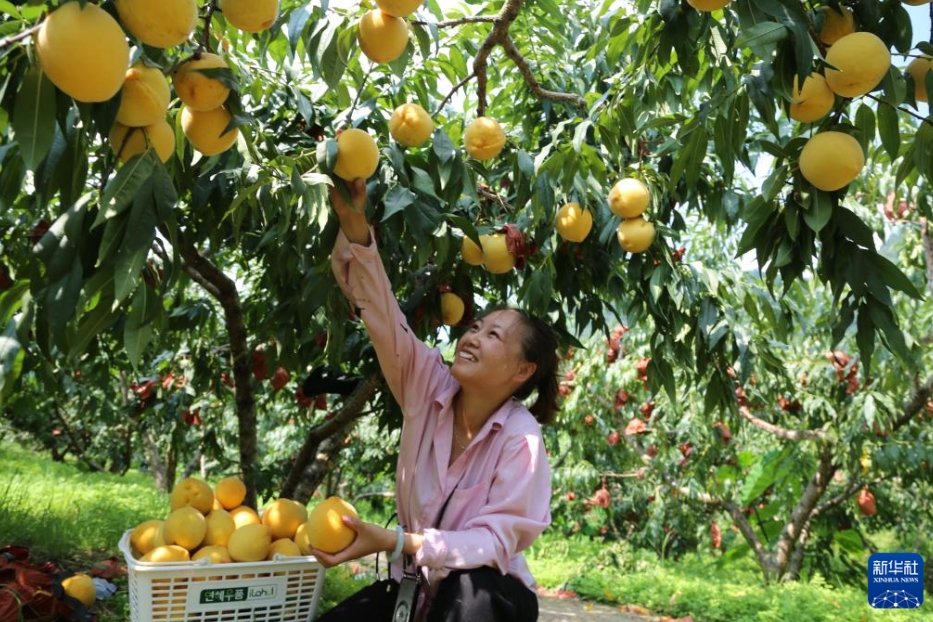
(332, 230), (552, 600)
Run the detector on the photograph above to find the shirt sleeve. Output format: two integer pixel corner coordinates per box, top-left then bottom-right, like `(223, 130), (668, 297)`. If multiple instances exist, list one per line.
(415, 429), (552, 573)
(331, 228), (447, 414)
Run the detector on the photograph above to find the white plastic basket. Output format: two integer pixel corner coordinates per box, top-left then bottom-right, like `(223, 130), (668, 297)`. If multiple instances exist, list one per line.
(119, 529), (326, 622)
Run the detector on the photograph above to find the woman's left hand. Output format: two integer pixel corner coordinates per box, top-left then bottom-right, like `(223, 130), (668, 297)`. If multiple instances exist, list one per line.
(311, 515), (395, 568)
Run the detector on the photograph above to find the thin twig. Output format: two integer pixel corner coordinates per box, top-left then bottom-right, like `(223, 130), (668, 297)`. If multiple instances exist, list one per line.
(500, 35), (587, 108)
(473, 0), (525, 116)
(477, 183), (513, 211)
(411, 16), (497, 28)
(0, 23), (41, 51)
(738, 405), (830, 441)
(434, 72), (475, 117)
(200, 0), (218, 52)
(922, 218), (933, 297)
(867, 93), (933, 128)
(343, 68), (373, 130)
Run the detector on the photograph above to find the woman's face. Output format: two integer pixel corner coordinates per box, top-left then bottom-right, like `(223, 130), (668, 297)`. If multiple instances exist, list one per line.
(451, 310), (533, 391)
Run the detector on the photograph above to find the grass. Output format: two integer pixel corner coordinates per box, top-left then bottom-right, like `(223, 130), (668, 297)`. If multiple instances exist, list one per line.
(525, 532), (929, 622)
(0, 441), (352, 620)
(1, 440), (929, 622)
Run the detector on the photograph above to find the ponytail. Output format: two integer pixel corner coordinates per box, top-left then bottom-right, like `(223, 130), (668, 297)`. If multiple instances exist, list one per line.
(511, 310), (560, 425)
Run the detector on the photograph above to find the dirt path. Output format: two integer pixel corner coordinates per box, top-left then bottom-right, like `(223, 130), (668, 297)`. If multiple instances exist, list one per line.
(537, 592), (692, 622)
(538, 595), (649, 621)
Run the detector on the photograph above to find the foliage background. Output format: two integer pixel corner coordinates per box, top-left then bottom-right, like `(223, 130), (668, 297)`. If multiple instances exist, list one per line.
(1, 0), (932, 598)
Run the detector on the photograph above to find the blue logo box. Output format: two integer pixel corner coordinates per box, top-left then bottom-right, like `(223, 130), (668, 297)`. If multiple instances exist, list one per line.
(867, 553), (924, 609)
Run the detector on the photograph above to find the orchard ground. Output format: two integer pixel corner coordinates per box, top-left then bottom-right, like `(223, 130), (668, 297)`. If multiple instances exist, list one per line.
(537, 591), (671, 622)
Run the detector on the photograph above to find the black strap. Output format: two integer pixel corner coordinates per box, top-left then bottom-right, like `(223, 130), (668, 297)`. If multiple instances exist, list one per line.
(399, 469), (467, 574)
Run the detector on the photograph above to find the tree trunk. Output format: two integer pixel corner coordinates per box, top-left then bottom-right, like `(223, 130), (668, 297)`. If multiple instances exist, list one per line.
(173, 229), (260, 509)
(182, 451), (203, 479)
(281, 373), (381, 500)
(141, 428), (168, 491)
(291, 432), (350, 505)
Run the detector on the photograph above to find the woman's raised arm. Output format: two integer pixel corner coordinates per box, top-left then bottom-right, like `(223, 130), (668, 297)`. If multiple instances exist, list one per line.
(329, 177), (370, 246)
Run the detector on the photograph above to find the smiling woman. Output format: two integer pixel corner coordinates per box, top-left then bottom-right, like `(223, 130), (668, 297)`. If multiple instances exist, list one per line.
(312, 176), (560, 622)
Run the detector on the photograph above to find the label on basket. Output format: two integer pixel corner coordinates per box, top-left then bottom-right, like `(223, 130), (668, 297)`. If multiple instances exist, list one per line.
(187, 576), (288, 611)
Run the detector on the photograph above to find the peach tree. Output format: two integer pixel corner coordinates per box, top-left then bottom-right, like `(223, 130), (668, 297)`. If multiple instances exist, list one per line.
(0, 0), (932, 581)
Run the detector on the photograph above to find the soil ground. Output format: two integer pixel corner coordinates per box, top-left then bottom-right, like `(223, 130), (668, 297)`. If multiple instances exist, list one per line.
(537, 591), (692, 622)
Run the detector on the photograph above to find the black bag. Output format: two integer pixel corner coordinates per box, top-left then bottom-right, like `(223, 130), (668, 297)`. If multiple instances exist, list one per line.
(389, 474), (462, 622)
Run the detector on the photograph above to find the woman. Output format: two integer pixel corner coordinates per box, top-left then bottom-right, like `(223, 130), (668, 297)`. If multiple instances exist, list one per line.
(313, 178), (558, 622)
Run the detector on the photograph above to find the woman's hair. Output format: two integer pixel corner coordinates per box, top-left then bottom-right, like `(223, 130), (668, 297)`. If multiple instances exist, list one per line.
(494, 307), (560, 425)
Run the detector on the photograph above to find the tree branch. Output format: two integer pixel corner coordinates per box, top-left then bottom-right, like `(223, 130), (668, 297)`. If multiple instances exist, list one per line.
(280, 373), (381, 499)
(811, 476), (882, 518)
(53, 403), (105, 472)
(173, 228), (260, 509)
(434, 72), (475, 118)
(922, 217), (933, 297)
(738, 405), (829, 441)
(181, 263), (221, 298)
(411, 17), (497, 28)
(473, 0), (525, 116)
(200, 0), (218, 52)
(477, 183), (514, 211)
(0, 24), (41, 51)
(892, 373), (933, 431)
(722, 499), (770, 565)
(500, 35), (587, 108)
(867, 94), (933, 129)
(773, 445), (835, 576)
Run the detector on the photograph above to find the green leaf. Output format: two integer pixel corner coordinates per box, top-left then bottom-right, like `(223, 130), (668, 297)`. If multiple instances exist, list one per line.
(0, 281), (28, 326)
(876, 103), (900, 160)
(736, 22), (787, 54)
(95, 150), (158, 228)
(855, 303), (876, 369)
(124, 284), (153, 369)
(149, 158), (178, 224)
(740, 448), (790, 507)
(865, 252), (921, 299)
(684, 126), (709, 189)
(381, 184), (417, 221)
(520, 268), (553, 317)
(114, 243), (150, 309)
(11, 65), (56, 171)
(320, 21), (350, 90)
(0, 323), (25, 405)
(802, 190), (833, 234)
(410, 168), (439, 199)
(124, 320), (153, 371)
(35, 196), (90, 282)
(853, 104), (875, 152)
(317, 138), (339, 175)
(44, 261), (83, 338)
(834, 529), (864, 554)
(123, 179), (159, 253)
(432, 130), (456, 164)
(97, 215), (127, 268)
(68, 291), (117, 359)
(867, 301), (910, 361)
(287, 5), (313, 53)
(403, 200), (442, 246)
(572, 120), (592, 153)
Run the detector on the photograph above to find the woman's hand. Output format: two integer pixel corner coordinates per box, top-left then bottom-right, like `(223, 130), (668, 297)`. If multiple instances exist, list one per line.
(329, 177), (370, 245)
(311, 515), (395, 568)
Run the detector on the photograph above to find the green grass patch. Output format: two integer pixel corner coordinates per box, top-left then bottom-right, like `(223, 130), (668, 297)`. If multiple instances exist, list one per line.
(2, 442), (929, 622)
(0, 441), (168, 562)
(526, 530), (929, 622)
(0, 442), (378, 621)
